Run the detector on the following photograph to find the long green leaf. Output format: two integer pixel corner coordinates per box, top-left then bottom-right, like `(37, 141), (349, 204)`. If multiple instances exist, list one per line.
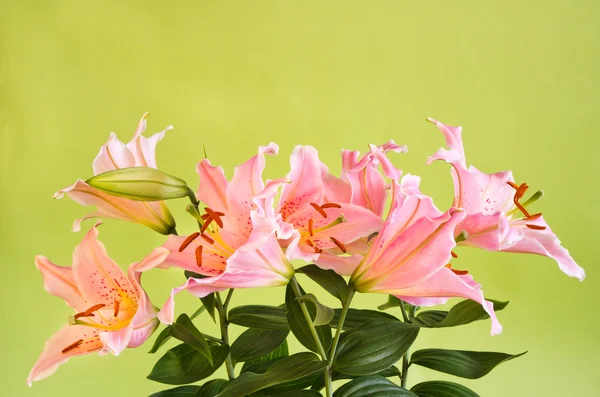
(197, 379), (229, 396)
(169, 313), (213, 365)
(285, 284), (332, 353)
(415, 300), (508, 328)
(147, 343), (229, 385)
(333, 319), (419, 376)
(228, 305), (289, 330)
(231, 328), (289, 365)
(411, 381), (479, 397)
(149, 386), (200, 397)
(241, 340), (289, 374)
(330, 308), (397, 330)
(410, 349), (526, 379)
(149, 306), (206, 354)
(297, 264), (348, 302)
(333, 376), (417, 397)
(311, 366), (400, 391)
(215, 353), (327, 397)
(296, 293), (335, 326)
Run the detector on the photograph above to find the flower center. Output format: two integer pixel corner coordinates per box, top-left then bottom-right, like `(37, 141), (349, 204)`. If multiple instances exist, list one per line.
(506, 182), (546, 230)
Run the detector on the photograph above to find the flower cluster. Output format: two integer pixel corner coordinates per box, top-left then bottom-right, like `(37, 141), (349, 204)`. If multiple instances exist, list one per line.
(28, 114), (584, 396)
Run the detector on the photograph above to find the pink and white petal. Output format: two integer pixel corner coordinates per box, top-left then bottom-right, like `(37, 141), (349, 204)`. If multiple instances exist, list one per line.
(315, 252), (363, 276)
(368, 143), (404, 182)
(226, 143), (278, 236)
(426, 117), (467, 168)
(279, 146), (324, 220)
(99, 325), (133, 356)
(380, 140), (408, 154)
(34, 255), (87, 311)
(341, 149), (360, 181)
(254, 178), (290, 219)
(241, 211), (279, 252)
(345, 164), (388, 217)
(92, 133), (136, 175)
(161, 235), (228, 275)
(55, 180), (176, 234)
(502, 217), (585, 281)
(72, 223), (136, 306)
(321, 162), (352, 204)
(126, 112), (173, 168)
(471, 167), (515, 214)
(196, 159), (229, 213)
(128, 318), (160, 348)
(27, 325), (103, 386)
(359, 209), (465, 290)
(400, 296), (449, 307)
(457, 212), (505, 251)
(386, 267), (501, 335)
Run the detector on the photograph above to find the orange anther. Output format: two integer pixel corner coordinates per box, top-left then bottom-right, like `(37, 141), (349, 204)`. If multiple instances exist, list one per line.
(451, 251), (458, 258)
(507, 181), (520, 190)
(321, 202), (342, 209)
(308, 219), (314, 236)
(526, 224), (547, 230)
(310, 203), (328, 218)
(74, 303), (106, 319)
(525, 213), (543, 221)
(204, 208), (224, 228)
(179, 232), (200, 252)
(195, 245), (203, 267)
(200, 234), (215, 244)
(201, 218), (214, 234)
(305, 239), (315, 248)
(113, 300), (121, 317)
(62, 339), (84, 354)
(329, 237), (347, 253)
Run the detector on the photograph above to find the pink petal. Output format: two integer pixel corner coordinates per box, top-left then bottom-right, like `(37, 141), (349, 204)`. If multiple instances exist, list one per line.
(390, 267), (502, 335)
(315, 252), (363, 276)
(426, 117), (467, 168)
(72, 223), (137, 306)
(279, 146), (324, 220)
(27, 325), (103, 386)
(34, 255), (87, 311)
(92, 133), (136, 175)
(196, 159), (229, 213)
(126, 113), (173, 168)
(321, 162), (352, 204)
(226, 143), (278, 238)
(502, 216), (585, 281)
(128, 318), (160, 348)
(99, 325), (133, 356)
(344, 161), (388, 217)
(55, 180), (176, 234)
(161, 235), (229, 275)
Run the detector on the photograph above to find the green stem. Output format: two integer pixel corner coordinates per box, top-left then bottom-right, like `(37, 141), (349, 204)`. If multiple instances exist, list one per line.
(399, 301), (415, 389)
(216, 291), (236, 380)
(202, 333), (224, 344)
(289, 277), (333, 397)
(329, 285), (355, 362)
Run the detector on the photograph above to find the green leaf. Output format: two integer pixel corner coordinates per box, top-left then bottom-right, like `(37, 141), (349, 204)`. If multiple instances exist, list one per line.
(149, 386), (200, 397)
(297, 264), (348, 302)
(333, 319), (419, 376)
(231, 328), (289, 365)
(215, 353), (327, 397)
(242, 341), (289, 374)
(201, 293), (217, 322)
(169, 313), (213, 365)
(411, 381), (479, 397)
(377, 295), (402, 311)
(228, 305), (289, 330)
(330, 309), (398, 330)
(268, 391), (322, 397)
(285, 284), (332, 354)
(148, 343), (229, 385)
(310, 366), (400, 391)
(197, 379), (229, 396)
(149, 306), (206, 354)
(333, 376), (417, 397)
(410, 349), (527, 379)
(295, 293), (335, 326)
(415, 300), (508, 328)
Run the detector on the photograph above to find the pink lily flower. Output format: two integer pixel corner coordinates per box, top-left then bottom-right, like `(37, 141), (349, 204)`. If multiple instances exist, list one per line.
(350, 175), (502, 335)
(427, 118), (585, 281)
(54, 113), (177, 235)
(157, 143), (305, 324)
(28, 222), (169, 385)
(275, 145), (385, 275)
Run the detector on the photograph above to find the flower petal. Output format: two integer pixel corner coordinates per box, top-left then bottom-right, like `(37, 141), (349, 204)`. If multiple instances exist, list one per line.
(226, 143), (278, 238)
(92, 133), (135, 175)
(27, 325), (103, 386)
(34, 255), (87, 311)
(99, 325), (133, 356)
(426, 117), (467, 168)
(161, 235), (228, 275)
(502, 216), (585, 281)
(126, 113), (173, 168)
(72, 223), (137, 306)
(196, 159), (229, 213)
(278, 146), (324, 220)
(390, 267), (501, 335)
(321, 162), (352, 204)
(315, 252), (363, 276)
(55, 180), (176, 234)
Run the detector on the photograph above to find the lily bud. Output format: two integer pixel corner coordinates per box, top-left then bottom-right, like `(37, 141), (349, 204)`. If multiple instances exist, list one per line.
(87, 167), (191, 201)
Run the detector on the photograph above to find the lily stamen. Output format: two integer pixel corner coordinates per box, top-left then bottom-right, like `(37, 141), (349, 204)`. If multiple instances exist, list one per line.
(526, 224), (547, 230)
(305, 240), (315, 248)
(201, 218), (214, 234)
(329, 236), (347, 253)
(446, 263), (469, 276)
(73, 304), (106, 319)
(308, 219), (314, 236)
(525, 213), (543, 221)
(451, 251), (458, 258)
(179, 232), (200, 252)
(321, 202), (342, 209)
(113, 300), (121, 317)
(310, 203), (328, 218)
(61, 339), (84, 354)
(200, 234), (215, 244)
(195, 245), (203, 267)
(204, 207), (224, 228)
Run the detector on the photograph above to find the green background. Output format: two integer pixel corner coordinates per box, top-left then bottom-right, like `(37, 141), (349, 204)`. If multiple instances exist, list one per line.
(1, 1), (598, 396)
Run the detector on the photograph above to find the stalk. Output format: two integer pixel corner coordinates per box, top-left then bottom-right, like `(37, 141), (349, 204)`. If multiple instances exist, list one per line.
(289, 277), (333, 397)
(216, 291), (236, 380)
(399, 300), (415, 389)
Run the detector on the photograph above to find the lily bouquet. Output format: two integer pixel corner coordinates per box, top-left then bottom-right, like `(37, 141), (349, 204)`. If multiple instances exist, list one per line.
(28, 114), (584, 397)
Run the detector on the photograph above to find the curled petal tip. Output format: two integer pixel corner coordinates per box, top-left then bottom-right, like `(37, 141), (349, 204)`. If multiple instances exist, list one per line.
(426, 117), (438, 124)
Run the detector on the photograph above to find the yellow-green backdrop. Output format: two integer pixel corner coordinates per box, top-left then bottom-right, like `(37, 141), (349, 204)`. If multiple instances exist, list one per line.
(1, 1), (598, 396)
